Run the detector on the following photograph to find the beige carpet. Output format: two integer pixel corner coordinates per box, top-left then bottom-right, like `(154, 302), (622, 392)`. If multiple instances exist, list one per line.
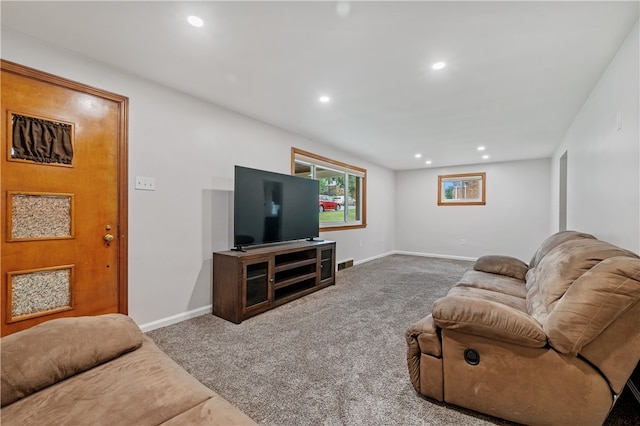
(147, 255), (639, 425)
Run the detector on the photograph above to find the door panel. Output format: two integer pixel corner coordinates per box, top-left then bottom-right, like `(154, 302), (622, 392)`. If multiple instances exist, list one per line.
(1, 60), (128, 336)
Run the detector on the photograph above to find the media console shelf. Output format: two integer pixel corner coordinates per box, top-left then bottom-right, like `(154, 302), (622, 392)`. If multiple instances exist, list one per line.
(213, 240), (336, 323)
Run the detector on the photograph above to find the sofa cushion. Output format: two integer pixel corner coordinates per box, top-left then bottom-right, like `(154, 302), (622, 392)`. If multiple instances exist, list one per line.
(528, 230), (596, 269)
(527, 239), (639, 322)
(446, 286), (527, 312)
(1, 314), (143, 407)
(432, 296), (547, 348)
(455, 270), (527, 299)
(161, 395), (257, 426)
(473, 255), (529, 281)
(545, 256), (640, 355)
(0, 336), (226, 426)
(523, 269), (546, 325)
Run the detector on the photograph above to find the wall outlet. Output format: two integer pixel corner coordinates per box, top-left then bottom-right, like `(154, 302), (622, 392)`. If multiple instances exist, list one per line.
(461, 238), (466, 245)
(135, 176), (156, 191)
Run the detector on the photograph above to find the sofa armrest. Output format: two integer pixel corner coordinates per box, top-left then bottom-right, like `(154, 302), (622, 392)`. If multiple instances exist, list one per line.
(474, 255), (529, 281)
(405, 314), (444, 397)
(432, 296), (547, 348)
(405, 314), (441, 357)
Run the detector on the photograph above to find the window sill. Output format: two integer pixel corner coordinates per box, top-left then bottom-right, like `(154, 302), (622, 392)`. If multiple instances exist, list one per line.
(320, 223), (366, 232)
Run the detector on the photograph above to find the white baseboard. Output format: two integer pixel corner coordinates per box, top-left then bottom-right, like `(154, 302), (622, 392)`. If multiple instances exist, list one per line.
(350, 250), (476, 267)
(138, 305), (212, 333)
(353, 250), (395, 265)
(391, 250), (477, 262)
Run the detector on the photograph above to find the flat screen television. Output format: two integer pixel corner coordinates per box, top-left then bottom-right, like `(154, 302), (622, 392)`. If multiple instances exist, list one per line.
(233, 165), (320, 250)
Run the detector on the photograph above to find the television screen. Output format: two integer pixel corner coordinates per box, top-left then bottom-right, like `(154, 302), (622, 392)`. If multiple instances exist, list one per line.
(234, 166), (319, 249)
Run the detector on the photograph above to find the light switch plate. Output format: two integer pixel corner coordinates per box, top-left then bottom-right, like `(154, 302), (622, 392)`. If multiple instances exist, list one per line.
(135, 176), (155, 191)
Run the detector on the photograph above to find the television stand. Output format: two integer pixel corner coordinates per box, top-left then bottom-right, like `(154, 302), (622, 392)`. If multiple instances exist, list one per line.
(212, 240), (336, 323)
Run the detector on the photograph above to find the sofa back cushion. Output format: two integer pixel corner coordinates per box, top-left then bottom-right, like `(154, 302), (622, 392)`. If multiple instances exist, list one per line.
(528, 230), (596, 269)
(545, 256), (640, 355)
(1, 314), (143, 407)
(526, 238), (639, 354)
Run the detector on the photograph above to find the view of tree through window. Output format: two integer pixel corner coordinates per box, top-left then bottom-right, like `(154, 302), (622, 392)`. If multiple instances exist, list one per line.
(292, 148), (366, 230)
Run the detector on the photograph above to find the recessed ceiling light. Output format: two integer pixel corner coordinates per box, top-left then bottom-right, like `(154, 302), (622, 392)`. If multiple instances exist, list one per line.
(414, 153), (422, 159)
(432, 62), (446, 70)
(188, 16), (204, 27)
(482, 155), (490, 160)
(477, 146), (486, 151)
(425, 160), (432, 165)
(319, 96), (331, 103)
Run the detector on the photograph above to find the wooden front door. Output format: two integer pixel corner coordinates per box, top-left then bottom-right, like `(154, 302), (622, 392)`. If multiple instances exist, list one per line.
(1, 60), (128, 336)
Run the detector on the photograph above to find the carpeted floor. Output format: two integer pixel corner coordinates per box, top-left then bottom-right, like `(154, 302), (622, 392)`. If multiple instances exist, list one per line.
(147, 255), (639, 425)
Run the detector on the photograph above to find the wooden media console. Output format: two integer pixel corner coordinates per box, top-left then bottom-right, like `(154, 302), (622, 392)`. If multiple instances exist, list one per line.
(212, 240), (336, 323)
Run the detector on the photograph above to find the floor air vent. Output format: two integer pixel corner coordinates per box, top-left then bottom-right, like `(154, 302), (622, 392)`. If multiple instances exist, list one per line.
(338, 259), (354, 271)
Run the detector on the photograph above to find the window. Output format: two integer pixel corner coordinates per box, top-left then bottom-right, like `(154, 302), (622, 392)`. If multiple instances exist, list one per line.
(292, 148), (366, 230)
(10, 113), (74, 166)
(438, 173), (486, 206)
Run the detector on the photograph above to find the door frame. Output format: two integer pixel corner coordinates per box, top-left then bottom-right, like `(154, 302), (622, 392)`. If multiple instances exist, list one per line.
(1, 59), (129, 314)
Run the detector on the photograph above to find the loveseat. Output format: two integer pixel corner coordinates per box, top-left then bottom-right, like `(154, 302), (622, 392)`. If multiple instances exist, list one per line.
(406, 231), (640, 425)
(1, 314), (256, 425)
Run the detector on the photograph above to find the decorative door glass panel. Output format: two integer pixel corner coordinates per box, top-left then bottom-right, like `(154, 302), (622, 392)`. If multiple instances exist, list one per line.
(8, 266), (73, 321)
(10, 113), (74, 165)
(9, 192), (73, 241)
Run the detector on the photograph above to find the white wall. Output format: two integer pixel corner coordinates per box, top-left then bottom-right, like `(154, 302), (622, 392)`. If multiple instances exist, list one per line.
(395, 159), (551, 262)
(2, 29), (395, 328)
(550, 21), (639, 253)
(3, 17), (637, 329)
